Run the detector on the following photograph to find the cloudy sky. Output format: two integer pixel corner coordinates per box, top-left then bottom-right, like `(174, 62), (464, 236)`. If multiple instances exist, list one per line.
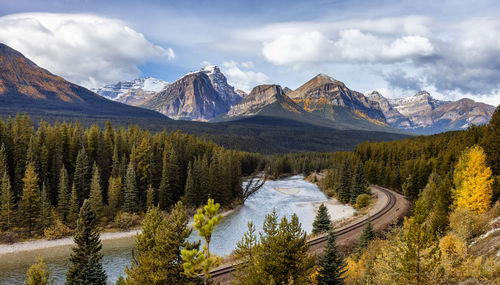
(1, 0), (499, 105)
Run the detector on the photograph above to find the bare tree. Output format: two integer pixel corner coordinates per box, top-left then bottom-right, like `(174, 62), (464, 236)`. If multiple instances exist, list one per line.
(241, 162), (267, 203)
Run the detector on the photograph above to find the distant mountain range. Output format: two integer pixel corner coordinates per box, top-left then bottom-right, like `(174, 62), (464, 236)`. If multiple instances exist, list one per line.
(366, 90), (495, 134)
(98, 67), (495, 134)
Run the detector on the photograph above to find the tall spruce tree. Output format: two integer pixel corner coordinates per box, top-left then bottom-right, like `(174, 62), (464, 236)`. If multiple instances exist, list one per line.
(0, 144), (8, 179)
(68, 183), (80, 226)
(350, 163), (369, 203)
(19, 163), (41, 236)
(89, 163), (103, 218)
(317, 228), (347, 285)
(74, 148), (90, 204)
(40, 183), (53, 230)
(146, 185), (155, 209)
(123, 162), (138, 213)
(0, 171), (14, 231)
(66, 200), (106, 285)
(337, 159), (352, 203)
(57, 166), (70, 222)
(107, 176), (122, 217)
(157, 149), (171, 210)
(312, 203), (332, 235)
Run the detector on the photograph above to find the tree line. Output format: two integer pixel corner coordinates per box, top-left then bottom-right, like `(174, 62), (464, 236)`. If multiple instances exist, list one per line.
(0, 114), (261, 238)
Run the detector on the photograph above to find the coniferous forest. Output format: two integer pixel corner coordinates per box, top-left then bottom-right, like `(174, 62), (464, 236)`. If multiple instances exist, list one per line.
(0, 114), (261, 239)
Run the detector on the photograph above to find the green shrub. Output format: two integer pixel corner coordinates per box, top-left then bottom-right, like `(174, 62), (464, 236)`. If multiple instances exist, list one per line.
(449, 207), (488, 241)
(356, 194), (371, 208)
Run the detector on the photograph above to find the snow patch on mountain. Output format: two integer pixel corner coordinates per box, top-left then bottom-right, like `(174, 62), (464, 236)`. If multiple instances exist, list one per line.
(92, 77), (169, 100)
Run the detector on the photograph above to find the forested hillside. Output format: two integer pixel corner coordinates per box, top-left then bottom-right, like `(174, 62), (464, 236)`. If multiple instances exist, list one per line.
(0, 114), (261, 239)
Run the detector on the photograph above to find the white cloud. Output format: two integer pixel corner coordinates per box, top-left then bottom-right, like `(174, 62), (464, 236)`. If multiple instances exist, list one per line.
(0, 13), (174, 88)
(222, 61), (271, 92)
(262, 29), (435, 66)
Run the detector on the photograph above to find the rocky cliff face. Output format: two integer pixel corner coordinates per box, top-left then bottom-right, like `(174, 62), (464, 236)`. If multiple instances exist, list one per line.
(0, 43), (166, 120)
(200, 66), (243, 106)
(227, 84), (304, 117)
(367, 90), (495, 134)
(288, 74), (387, 126)
(142, 72), (228, 121)
(365, 91), (412, 128)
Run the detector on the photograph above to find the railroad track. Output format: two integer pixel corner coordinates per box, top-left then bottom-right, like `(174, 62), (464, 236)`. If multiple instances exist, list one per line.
(210, 185), (400, 280)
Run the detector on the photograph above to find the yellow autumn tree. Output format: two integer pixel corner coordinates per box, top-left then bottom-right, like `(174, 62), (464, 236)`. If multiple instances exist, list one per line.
(453, 145), (493, 214)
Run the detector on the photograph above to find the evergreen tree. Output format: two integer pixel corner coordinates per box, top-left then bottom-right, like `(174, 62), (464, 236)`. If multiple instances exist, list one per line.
(0, 144), (7, 179)
(66, 200), (106, 285)
(350, 163), (368, 203)
(89, 163), (103, 218)
(358, 222), (375, 250)
(125, 202), (197, 284)
(317, 228), (347, 285)
(312, 203), (332, 235)
(123, 162), (138, 213)
(233, 210), (315, 284)
(68, 183), (80, 226)
(74, 148), (90, 204)
(0, 171), (14, 231)
(157, 149), (171, 210)
(337, 159), (352, 203)
(146, 185), (155, 209)
(182, 199), (222, 285)
(57, 166), (70, 222)
(184, 161), (199, 206)
(107, 176), (123, 217)
(19, 163), (41, 236)
(25, 257), (54, 285)
(40, 183), (53, 230)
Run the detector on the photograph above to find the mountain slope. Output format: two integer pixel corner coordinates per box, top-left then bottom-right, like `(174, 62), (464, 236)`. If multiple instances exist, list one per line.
(367, 90), (495, 134)
(142, 72), (228, 121)
(288, 74), (388, 128)
(0, 43), (167, 121)
(365, 91), (412, 128)
(200, 66), (243, 106)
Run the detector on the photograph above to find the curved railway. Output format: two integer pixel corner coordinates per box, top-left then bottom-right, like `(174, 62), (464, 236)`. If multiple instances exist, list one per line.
(210, 185), (406, 282)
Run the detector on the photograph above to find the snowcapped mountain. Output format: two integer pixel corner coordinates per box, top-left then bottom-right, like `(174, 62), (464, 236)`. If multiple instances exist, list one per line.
(140, 66), (244, 121)
(366, 90), (495, 134)
(92, 77), (169, 106)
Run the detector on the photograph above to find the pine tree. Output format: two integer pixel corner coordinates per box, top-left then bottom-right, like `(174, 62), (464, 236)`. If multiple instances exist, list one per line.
(74, 148), (90, 204)
(312, 203), (332, 235)
(19, 163), (41, 236)
(358, 222), (375, 249)
(57, 166), (70, 222)
(317, 228), (347, 285)
(146, 185), (155, 209)
(125, 202), (196, 284)
(89, 163), (103, 218)
(66, 200), (106, 285)
(107, 176), (123, 217)
(40, 183), (53, 230)
(123, 162), (138, 213)
(0, 171), (14, 231)
(25, 257), (54, 285)
(184, 161), (199, 206)
(453, 145), (493, 214)
(157, 149), (171, 210)
(0, 143), (8, 179)
(182, 199), (222, 285)
(68, 183), (79, 226)
(337, 159), (352, 203)
(350, 163), (368, 203)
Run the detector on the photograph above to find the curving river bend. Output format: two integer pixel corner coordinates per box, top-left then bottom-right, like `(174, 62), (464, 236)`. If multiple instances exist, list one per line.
(0, 175), (355, 284)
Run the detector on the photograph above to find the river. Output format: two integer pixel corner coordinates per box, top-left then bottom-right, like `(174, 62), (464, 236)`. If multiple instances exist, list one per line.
(0, 175), (355, 284)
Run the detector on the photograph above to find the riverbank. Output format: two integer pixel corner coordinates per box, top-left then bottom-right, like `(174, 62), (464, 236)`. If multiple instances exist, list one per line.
(0, 204), (242, 256)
